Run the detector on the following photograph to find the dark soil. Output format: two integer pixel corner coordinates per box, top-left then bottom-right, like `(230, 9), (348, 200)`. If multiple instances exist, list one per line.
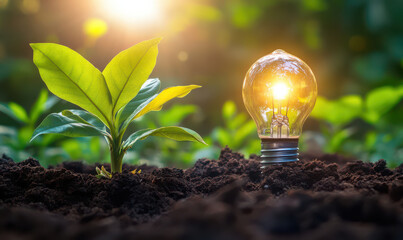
(0, 147), (402, 240)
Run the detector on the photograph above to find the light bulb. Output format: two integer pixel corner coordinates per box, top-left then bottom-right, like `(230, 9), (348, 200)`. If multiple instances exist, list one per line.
(242, 49), (317, 167)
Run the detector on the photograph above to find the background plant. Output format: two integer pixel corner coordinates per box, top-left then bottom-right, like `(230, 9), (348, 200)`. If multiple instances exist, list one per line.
(129, 100), (259, 168)
(0, 90), (111, 166)
(30, 38), (205, 173)
(0, 89), (63, 165)
(0, 0), (402, 167)
(307, 85), (403, 167)
(125, 103), (208, 167)
(212, 101), (260, 156)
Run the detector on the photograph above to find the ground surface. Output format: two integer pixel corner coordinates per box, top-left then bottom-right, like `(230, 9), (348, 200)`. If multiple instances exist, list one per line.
(0, 147), (402, 240)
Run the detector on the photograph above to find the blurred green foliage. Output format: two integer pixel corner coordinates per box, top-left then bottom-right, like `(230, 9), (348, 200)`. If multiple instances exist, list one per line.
(0, 89), (64, 165)
(125, 101), (258, 168)
(213, 101), (259, 155)
(124, 104), (208, 167)
(61, 137), (109, 165)
(309, 85), (403, 167)
(0, 89), (110, 166)
(0, 0), (402, 166)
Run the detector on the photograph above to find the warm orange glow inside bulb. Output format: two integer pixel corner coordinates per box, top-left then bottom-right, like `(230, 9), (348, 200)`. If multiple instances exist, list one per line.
(272, 82), (289, 100)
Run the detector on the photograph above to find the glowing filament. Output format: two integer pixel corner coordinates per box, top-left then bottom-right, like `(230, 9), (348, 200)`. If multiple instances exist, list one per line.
(272, 82), (289, 100)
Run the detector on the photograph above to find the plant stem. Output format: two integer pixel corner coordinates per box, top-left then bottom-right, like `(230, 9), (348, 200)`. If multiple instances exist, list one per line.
(110, 145), (124, 173)
(109, 123), (125, 173)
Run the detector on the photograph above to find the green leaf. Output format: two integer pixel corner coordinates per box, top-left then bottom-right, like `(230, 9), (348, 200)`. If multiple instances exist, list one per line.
(213, 127), (231, 147)
(30, 89), (49, 124)
(364, 131), (377, 150)
(233, 120), (257, 148)
(103, 38), (161, 115)
(133, 85), (201, 119)
(364, 86), (403, 123)
(123, 126), (206, 149)
(222, 101), (236, 120)
(326, 128), (354, 153)
(18, 125), (33, 147)
(62, 109), (107, 132)
(0, 102), (28, 123)
(0, 125), (17, 137)
(9, 102), (29, 123)
(45, 96), (59, 111)
(159, 105), (197, 126)
(116, 78), (161, 129)
(311, 95), (362, 126)
(399, 85), (403, 96)
(230, 3), (262, 28)
(119, 95), (158, 133)
(31, 113), (107, 141)
(95, 166), (112, 179)
(30, 43), (112, 126)
(228, 113), (247, 130)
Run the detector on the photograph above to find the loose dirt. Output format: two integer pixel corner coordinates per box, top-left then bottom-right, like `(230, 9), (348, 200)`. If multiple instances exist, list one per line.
(0, 147), (402, 239)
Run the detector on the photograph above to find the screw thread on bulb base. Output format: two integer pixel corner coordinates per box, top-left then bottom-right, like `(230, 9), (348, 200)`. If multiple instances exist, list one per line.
(260, 138), (299, 168)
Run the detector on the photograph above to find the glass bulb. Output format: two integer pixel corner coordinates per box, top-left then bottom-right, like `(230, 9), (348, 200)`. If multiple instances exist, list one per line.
(242, 49), (317, 166)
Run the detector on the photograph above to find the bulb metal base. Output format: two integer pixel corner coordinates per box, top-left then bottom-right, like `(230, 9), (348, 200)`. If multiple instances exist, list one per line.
(260, 138), (299, 168)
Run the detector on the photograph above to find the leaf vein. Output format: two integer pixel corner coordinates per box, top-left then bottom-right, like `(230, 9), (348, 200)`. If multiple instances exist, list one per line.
(111, 45), (154, 114)
(35, 48), (110, 125)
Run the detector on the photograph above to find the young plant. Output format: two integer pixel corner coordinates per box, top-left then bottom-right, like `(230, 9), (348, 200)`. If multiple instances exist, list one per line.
(0, 89), (59, 162)
(30, 38), (206, 174)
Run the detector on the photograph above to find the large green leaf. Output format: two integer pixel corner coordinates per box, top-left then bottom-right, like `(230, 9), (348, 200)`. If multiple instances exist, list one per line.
(123, 126), (206, 149)
(119, 94), (158, 133)
(133, 85), (201, 119)
(116, 78), (161, 129)
(30, 43), (112, 125)
(311, 95), (362, 126)
(0, 102), (29, 123)
(62, 109), (107, 132)
(31, 113), (107, 141)
(364, 86), (403, 123)
(103, 38), (161, 115)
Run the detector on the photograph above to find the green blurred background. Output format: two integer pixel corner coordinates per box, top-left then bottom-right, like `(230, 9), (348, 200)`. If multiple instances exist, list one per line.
(0, 0), (402, 167)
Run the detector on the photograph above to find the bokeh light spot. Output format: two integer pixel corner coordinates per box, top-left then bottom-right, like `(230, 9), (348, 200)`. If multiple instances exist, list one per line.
(0, 0), (8, 9)
(188, 4), (221, 22)
(303, 20), (321, 50)
(83, 18), (108, 38)
(20, 0), (40, 14)
(46, 34), (59, 43)
(303, 0), (327, 11)
(178, 51), (189, 62)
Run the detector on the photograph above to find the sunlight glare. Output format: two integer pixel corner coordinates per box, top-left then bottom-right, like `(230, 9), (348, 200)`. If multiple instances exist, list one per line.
(102, 0), (161, 24)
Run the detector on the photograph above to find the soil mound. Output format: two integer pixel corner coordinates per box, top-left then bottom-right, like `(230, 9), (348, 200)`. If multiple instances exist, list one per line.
(0, 147), (402, 239)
